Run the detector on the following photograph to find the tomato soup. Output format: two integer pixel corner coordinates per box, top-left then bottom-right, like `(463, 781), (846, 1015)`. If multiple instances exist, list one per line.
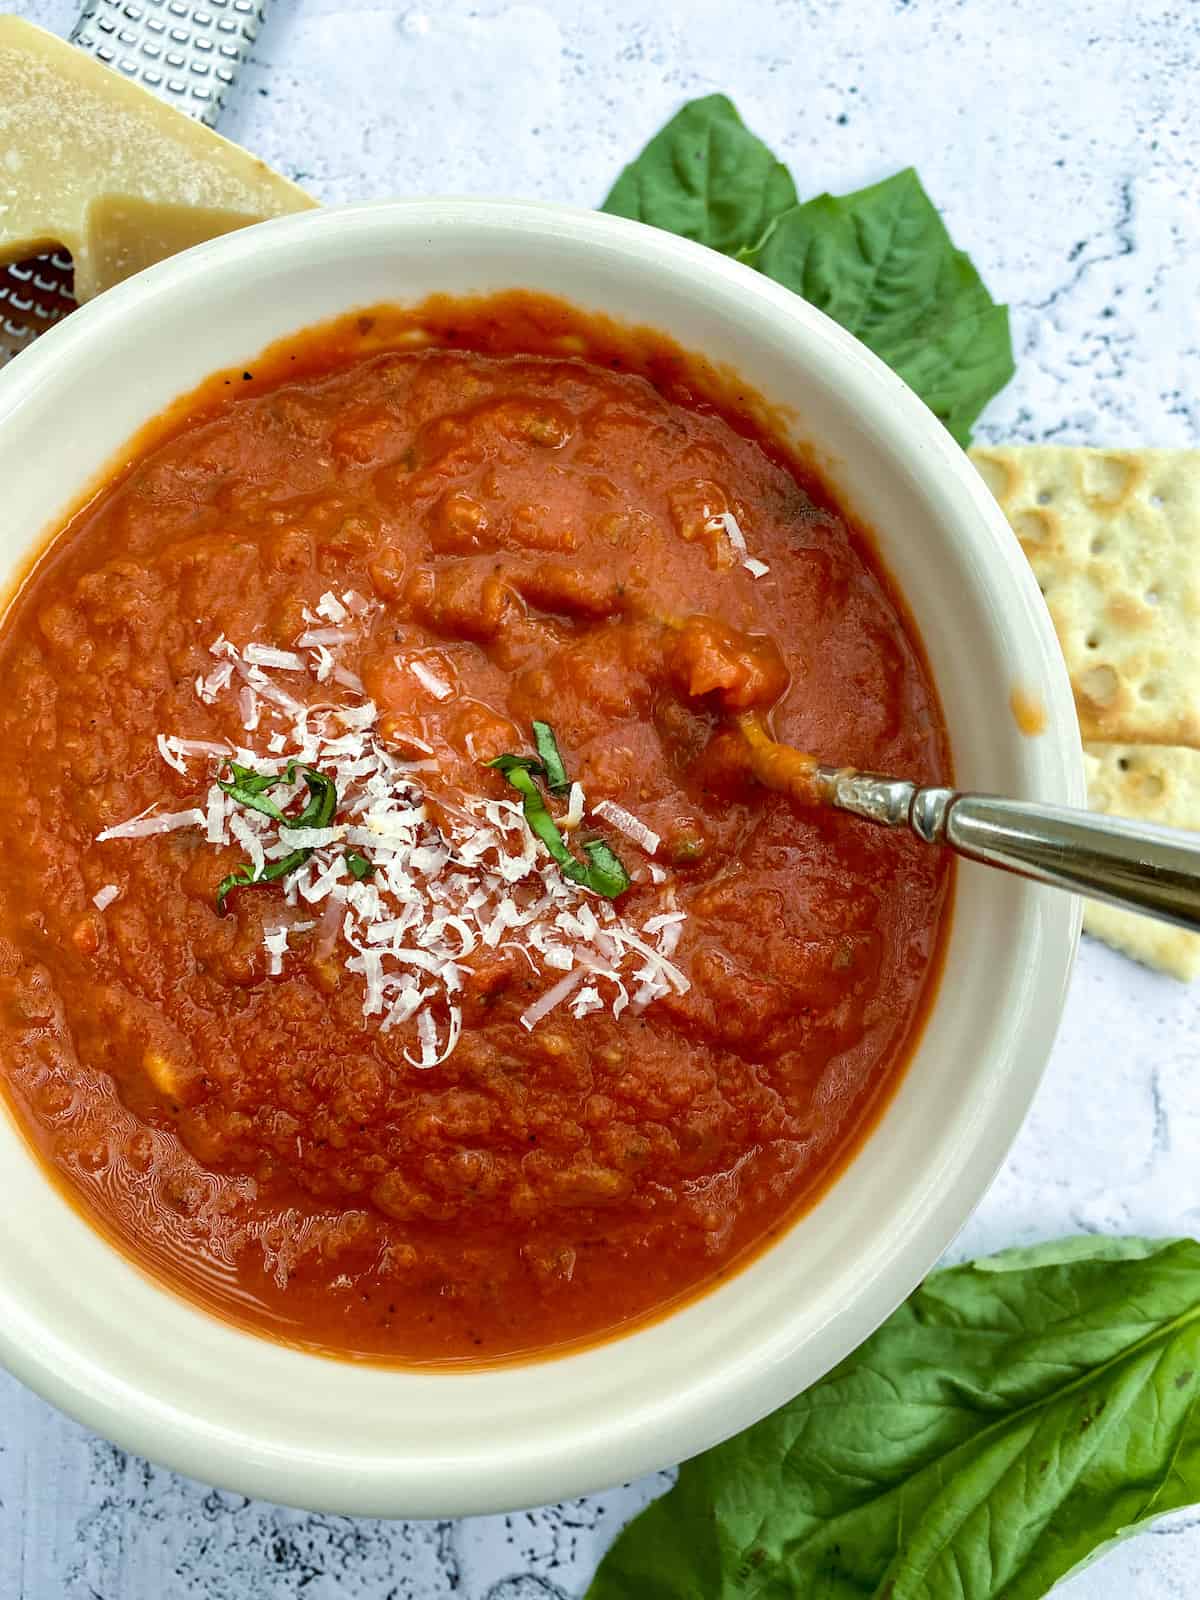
(0, 295), (950, 1364)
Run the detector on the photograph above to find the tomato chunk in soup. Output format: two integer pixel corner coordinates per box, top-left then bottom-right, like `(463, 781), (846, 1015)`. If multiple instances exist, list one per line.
(0, 295), (950, 1364)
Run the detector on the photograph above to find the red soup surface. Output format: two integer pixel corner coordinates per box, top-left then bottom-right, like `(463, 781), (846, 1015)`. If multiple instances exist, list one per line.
(0, 294), (951, 1364)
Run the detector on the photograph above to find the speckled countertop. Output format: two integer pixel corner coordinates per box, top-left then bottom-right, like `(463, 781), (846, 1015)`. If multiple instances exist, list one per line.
(5, 1), (1200, 1594)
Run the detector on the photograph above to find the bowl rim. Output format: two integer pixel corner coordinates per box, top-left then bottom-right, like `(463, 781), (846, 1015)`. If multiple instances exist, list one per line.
(0, 196), (1083, 1516)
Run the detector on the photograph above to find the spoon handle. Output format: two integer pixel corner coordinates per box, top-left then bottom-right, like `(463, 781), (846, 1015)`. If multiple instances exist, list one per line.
(818, 769), (1200, 933)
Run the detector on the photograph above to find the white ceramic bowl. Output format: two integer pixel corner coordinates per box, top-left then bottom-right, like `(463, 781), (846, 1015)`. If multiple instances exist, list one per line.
(0, 200), (1082, 1517)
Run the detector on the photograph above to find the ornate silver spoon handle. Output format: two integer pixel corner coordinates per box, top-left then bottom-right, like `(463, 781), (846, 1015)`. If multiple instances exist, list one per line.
(819, 768), (1200, 933)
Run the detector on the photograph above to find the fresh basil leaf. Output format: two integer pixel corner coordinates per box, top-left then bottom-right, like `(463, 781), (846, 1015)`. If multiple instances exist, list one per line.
(492, 760), (571, 862)
(217, 759), (298, 823)
(215, 765), (339, 912)
(601, 93), (797, 258)
(292, 767), (337, 830)
(749, 168), (1014, 446)
(579, 837), (631, 898)
(345, 849), (376, 881)
(489, 746), (630, 899)
(587, 1236), (1200, 1600)
(488, 753), (545, 780)
(216, 850), (309, 912)
(532, 720), (571, 795)
(215, 862), (258, 912)
(270, 850), (311, 882)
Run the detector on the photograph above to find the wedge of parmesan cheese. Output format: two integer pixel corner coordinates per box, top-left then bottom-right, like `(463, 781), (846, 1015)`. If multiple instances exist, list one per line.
(0, 16), (315, 303)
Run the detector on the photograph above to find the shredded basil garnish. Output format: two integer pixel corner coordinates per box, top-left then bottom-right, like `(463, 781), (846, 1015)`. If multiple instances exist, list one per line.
(532, 720), (571, 795)
(292, 768), (337, 831)
(215, 862), (258, 909)
(215, 763), (339, 912)
(575, 837), (630, 899)
(216, 851), (305, 912)
(217, 759), (298, 823)
(345, 849), (376, 881)
(487, 739), (631, 899)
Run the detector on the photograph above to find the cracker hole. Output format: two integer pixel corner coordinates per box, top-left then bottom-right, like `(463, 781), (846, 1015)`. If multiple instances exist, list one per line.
(1086, 633), (1101, 649)
(1150, 492), (1165, 508)
(1140, 773), (1165, 801)
(1140, 681), (1159, 701)
(1036, 489), (1054, 506)
(1117, 757), (1131, 771)
(1079, 664), (1119, 706)
(1145, 587), (1161, 606)
(1090, 536), (1108, 555)
(1081, 453), (1135, 505)
(1013, 509), (1051, 544)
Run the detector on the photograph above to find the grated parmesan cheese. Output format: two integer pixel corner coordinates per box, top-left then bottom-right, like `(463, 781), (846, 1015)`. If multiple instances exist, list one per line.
(592, 799), (660, 856)
(520, 966), (586, 1031)
(205, 784), (227, 845)
(717, 512), (770, 578)
(571, 984), (605, 1019)
(409, 659), (453, 701)
(561, 781), (585, 831)
(229, 811), (265, 876)
(332, 664), (365, 693)
(97, 639), (693, 1066)
(719, 511), (748, 554)
(92, 884), (120, 910)
(156, 733), (188, 774)
(243, 643), (307, 671)
(97, 807), (207, 841)
(195, 660), (235, 704)
(297, 627), (353, 648)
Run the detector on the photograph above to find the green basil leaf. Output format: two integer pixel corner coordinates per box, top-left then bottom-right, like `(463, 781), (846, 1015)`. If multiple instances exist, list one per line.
(293, 767), (338, 830)
(601, 93), (797, 258)
(532, 720), (571, 795)
(749, 169), (1014, 446)
(217, 759), (298, 823)
(578, 837), (631, 898)
(215, 862), (258, 912)
(215, 765), (339, 912)
(492, 760), (571, 862)
(587, 1236), (1200, 1600)
(488, 753), (546, 780)
(489, 747), (630, 899)
(345, 849), (376, 881)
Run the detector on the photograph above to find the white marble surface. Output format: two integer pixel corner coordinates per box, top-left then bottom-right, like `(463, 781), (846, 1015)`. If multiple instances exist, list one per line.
(6, 0), (1200, 1594)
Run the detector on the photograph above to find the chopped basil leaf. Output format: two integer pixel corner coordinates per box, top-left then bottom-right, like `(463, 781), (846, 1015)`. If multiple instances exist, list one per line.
(345, 849), (376, 881)
(293, 767), (337, 830)
(260, 850), (309, 883)
(488, 740), (630, 899)
(491, 760), (564, 856)
(215, 764), (338, 913)
(578, 837), (632, 898)
(532, 721), (571, 795)
(215, 861), (258, 912)
(217, 759), (298, 823)
(488, 752), (546, 780)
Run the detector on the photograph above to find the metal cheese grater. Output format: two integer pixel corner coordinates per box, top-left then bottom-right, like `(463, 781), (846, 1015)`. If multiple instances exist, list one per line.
(0, 0), (270, 367)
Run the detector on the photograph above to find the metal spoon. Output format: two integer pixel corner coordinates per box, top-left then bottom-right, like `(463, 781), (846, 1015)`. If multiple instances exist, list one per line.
(736, 716), (1200, 934)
